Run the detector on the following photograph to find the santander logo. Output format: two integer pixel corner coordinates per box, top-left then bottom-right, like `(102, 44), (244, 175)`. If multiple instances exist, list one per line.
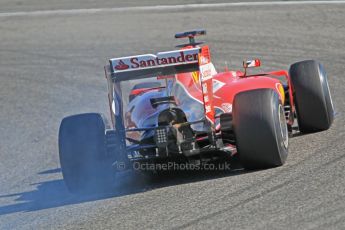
(114, 60), (129, 70)
(111, 48), (200, 72)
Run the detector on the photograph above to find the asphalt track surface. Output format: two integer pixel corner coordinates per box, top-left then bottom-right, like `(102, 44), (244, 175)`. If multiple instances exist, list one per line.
(1, 1), (345, 229)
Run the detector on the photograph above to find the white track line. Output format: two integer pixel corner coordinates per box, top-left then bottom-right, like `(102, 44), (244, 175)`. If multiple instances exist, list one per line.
(1, 1), (345, 17)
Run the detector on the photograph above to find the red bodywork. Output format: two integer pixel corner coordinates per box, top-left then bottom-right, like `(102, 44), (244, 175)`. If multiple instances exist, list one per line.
(173, 45), (295, 129)
(177, 71), (293, 114)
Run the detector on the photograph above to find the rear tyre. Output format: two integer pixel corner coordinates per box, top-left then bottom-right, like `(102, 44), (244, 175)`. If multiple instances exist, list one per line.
(233, 89), (289, 169)
(289, 60), (334, 132)
(59, 113), (115, 193)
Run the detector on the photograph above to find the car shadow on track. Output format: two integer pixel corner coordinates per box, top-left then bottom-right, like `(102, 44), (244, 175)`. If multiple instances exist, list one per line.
(0, 159), (248, 216)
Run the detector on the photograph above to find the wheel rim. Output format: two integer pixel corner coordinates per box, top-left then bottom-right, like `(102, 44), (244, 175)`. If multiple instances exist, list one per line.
(278, 104), (289, 149)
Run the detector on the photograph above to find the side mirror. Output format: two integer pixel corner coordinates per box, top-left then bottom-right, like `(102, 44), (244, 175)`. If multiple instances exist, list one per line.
(243, 59), (261, 77)
(243, 59), (261, 68)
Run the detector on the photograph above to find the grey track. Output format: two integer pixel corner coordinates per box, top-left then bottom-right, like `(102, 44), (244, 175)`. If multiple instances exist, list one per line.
(1, 1), (345, 229)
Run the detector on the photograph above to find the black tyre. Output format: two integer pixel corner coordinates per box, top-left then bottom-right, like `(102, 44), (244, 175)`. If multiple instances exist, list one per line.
(289, 60), (334, 132)
(59, 113), (115, 193)
(233, 89), (289, 169)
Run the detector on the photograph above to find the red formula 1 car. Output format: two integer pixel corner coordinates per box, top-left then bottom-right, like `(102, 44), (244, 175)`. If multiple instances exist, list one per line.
(59, 30), (334, 193)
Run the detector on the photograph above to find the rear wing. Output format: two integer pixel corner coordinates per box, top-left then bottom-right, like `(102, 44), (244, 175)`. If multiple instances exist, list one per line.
(108, 48), (200, 81)
(105, 46), (216, 128)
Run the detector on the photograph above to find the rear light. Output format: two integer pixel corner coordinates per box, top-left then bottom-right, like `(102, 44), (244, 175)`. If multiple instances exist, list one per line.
(155, 128), (168, 147)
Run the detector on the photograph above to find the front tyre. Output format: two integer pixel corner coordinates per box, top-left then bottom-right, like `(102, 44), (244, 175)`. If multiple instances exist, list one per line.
(233, 89), (289, 169)
(59, 113), (115, 193)
(289, 60), (334, 132)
